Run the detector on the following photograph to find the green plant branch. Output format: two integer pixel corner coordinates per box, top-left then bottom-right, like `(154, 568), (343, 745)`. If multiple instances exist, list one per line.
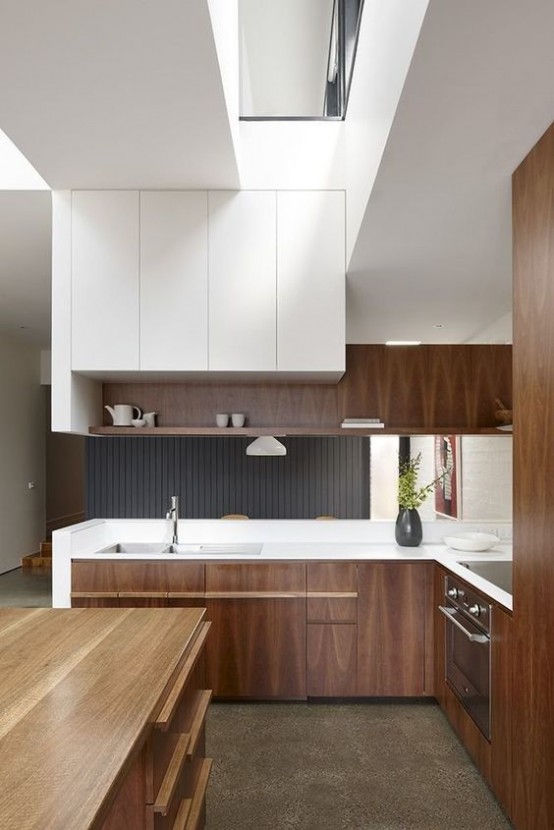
(398, 452), (446, 510)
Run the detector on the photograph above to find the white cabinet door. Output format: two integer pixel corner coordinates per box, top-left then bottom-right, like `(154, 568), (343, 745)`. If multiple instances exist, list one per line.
(277, 191), (345, 372)
(71, 191), (139, 371)
(208, 191), (277, 371)
(140, 192), (208, 370)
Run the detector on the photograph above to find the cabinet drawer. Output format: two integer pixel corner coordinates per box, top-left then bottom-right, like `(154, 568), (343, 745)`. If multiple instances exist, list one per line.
(205, 563), (306, 594)
(307, 563), (357, 592)
(307, 595), (357, 623)
(71, 560), (204, 593)
(146, 622), (212, 825)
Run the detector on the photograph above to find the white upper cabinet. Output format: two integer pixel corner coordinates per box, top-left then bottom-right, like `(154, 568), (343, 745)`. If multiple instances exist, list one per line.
(277, 191), (345, 372)
(140, 192), (208, 371)
(67, 189), (345, 380)
(71, 191), (139, 371)
(208, 191), (277, 371)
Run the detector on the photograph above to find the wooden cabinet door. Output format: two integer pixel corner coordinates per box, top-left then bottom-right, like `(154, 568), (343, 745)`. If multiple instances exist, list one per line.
(71, 190), (139, 371)
(140, 191), (208, 371)
(357, 563), (431, 696)
(490, 605), (513, 819)
(205, 597), (306, 699)
(277, 191), (345, 372)
(307, 624), (357, 696)
(204, 563), (306, 699)
(208, 191), (277, 371)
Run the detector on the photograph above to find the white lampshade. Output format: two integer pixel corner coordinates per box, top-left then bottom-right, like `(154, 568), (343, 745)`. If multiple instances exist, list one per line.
(245, 436), (287, 456)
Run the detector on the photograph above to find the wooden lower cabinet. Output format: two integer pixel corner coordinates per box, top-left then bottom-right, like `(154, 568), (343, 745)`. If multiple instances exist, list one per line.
(204, 562), (307, 698)
(490, 604), (513, 818)
(433, 564), (513, 821)
(70, 558), (436, 701)
(357, 562), (433, 696)
(71, 560), (204, 608)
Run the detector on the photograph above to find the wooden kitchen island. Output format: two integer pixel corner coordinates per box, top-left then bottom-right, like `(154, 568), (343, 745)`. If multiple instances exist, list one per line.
(0, 607), (211, 830)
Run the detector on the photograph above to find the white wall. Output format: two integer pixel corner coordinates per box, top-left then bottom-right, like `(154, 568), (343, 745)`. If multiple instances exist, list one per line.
(240, 0), (334, 117)
(0, 335), (45, 573)
(343, 0), (430, 262)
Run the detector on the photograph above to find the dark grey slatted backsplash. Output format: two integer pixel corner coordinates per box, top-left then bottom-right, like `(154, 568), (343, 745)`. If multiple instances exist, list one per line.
(86, 437), (370, 519)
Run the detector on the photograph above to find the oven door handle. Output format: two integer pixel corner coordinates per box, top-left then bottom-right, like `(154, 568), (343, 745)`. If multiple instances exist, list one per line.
(438, 606), (489, 643)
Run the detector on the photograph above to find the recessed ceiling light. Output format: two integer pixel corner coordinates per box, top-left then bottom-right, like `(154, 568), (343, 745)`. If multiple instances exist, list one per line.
(385, 340), (421, 346)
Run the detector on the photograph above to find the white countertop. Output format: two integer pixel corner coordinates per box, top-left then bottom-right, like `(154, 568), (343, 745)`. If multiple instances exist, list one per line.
(53, 519), (513, 610)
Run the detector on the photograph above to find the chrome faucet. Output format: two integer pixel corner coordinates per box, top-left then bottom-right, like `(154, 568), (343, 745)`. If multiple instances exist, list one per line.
(166, 495), (179, 544)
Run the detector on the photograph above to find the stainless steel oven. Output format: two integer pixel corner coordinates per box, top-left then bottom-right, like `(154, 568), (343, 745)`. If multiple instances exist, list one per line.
(439, 575), (491, 739)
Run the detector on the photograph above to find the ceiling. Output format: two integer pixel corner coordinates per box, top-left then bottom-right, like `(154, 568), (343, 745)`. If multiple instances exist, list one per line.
(0, 0), (553, 350)
(346, 0), (554, 344)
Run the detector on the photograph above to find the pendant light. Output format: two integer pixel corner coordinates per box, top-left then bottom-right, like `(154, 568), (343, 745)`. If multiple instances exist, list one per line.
(245, 436), (287, 456)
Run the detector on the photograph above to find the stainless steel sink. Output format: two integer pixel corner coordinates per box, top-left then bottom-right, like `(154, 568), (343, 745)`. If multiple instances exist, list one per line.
(459, 560), (512, 594)
(166, 543), (263, 555)
(98, 542), (170, 554)
(96, 542), (263, 556)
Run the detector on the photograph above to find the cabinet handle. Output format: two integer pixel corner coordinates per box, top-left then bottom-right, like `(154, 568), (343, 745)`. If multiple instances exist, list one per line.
(156, 622), (211, 730)
(306, 592), (358, 598)
(187, 690), (213, 759)
(154, 732), (190, 816)
(205, 591), (305, 599)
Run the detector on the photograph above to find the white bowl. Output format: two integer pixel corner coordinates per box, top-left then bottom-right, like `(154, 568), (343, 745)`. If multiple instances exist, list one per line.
(444, 532), (500, 552)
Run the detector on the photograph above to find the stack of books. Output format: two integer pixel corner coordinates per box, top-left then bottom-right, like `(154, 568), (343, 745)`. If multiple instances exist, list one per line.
(340, 418), (385, 429)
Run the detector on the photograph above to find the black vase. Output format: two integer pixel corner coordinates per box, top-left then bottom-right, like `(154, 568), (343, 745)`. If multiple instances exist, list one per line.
(395, 508), (423, 547)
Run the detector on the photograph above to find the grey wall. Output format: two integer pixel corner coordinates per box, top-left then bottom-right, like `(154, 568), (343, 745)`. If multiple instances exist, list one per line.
(86, 436), (369, 519)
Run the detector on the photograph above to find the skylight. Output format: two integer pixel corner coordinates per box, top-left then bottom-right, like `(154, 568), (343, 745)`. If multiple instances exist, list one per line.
(239, 0), (364, 120)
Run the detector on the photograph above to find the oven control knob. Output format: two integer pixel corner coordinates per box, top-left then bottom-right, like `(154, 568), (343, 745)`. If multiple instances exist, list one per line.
(469, 604), (481, 616)
(447, 588), (465, 599)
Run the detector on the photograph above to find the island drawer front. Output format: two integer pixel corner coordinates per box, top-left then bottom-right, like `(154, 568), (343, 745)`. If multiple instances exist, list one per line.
(307, 595), (357, 623)
(146, 624), (212, 825)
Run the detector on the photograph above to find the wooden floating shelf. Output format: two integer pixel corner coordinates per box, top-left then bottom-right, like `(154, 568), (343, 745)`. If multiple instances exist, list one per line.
(89, 426), (510, 437)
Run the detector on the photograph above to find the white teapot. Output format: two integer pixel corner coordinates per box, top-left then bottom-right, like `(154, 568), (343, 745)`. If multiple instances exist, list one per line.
(105, 404), (142, 426)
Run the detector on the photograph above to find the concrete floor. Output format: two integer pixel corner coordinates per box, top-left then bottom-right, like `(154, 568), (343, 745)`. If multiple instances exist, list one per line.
(206, 702), (513, 830)
(0, 567), (52, 607)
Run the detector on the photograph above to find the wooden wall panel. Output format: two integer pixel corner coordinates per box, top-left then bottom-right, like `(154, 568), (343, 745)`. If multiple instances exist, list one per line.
(102, 344), (511, 432)
(102, 382), (338, 428)
(512, 121), (554, 830)
(338, 345), (512, 429)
